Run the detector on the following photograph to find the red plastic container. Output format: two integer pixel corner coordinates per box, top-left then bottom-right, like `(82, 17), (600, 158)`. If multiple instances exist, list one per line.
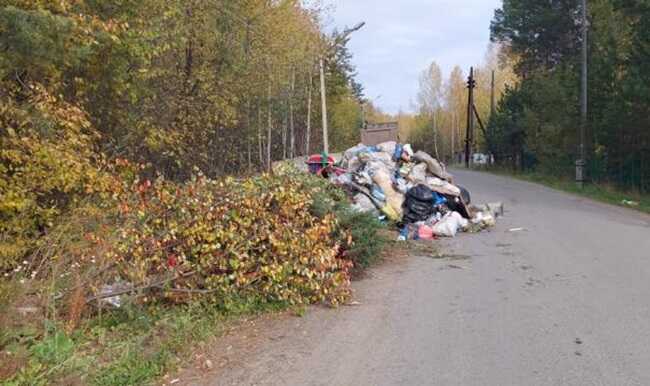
(306, 154), (335, 175)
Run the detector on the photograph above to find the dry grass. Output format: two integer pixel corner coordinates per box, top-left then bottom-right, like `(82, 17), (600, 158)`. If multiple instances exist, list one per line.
(65, 276), (87, 334)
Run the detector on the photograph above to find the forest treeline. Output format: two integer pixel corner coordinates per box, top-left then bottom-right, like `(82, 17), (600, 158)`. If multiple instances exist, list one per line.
(409, 0), (649, 193)
(1, 0), (366, 177)
(488, 0), (649, 192)
(1, 4), (391, 381)
(405, 44), (515, 163)
(0, 0), (371, 265)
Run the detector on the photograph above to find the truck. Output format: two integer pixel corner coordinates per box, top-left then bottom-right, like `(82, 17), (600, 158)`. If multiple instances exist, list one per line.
(361, 122), (399, 146)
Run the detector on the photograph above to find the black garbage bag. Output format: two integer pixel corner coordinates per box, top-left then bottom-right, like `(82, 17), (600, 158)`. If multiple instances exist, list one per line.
(444, 186), (471, 219)
(402, 185), (446, 224)
(407, 184), (435, 202)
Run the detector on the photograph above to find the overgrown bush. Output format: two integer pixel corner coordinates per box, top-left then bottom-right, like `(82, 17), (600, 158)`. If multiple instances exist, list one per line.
(277, 163), (387, 270)
(1, 161), (389, 384)
(91, 166), (353, 306)
(0, 83), (109, 271)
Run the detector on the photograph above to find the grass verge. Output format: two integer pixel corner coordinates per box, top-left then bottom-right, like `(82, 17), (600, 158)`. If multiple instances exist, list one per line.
(2, 294), (290, 386)
(485, 168), (650, 214)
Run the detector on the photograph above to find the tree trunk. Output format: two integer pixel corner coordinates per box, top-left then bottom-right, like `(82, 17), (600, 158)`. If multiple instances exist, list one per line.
(257, 101), (263, 168)
(451, 112), (455, 162)
(246, 99), (252, 171)
(267, 80), (272, 171)
(282, 106), (287, 160)
(319, 57), (329, 153)
(247, 140), (252, 172)
(433, 112), (440, 160)
(305, 67), (313, 156)
(184, 3), (195, 84)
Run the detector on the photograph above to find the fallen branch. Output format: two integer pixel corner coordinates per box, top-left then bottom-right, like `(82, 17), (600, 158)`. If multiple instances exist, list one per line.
(152, 286), (219, 294)
(85, 270), (196, 304)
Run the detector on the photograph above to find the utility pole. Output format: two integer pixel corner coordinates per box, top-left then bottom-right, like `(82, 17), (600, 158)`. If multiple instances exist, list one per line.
(451, 112), (456, 163)
(319, 57), (329, 154)
(305, 66), (313, 156)
(465, 67), (475, 168)
(489, 70), (496, 160)
(266, 78), (272, 172)
(577, 0), (588, 188)
(319, 22), (365, 155)
(433, 111), (440, 160)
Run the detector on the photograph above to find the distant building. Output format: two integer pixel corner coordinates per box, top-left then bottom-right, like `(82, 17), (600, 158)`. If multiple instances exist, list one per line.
(361, 122), (399, 145)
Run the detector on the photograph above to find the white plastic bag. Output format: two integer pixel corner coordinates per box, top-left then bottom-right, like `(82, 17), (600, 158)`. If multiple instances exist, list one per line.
(351, 194), (379, 215)
(394, 178), (409, 194)
(354, 170), (373, 186)
(333, 173), (353, 186)
(375, 141), (397, 155)
(471, 211), (496, 227)
(347, 156), (362, 172)
(432, 212), (468, 237)
(344, 143), (367, 160)
(359, 151), (395, 169)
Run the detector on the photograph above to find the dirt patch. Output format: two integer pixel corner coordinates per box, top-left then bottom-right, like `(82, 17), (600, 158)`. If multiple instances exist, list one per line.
(0, 351), (27, 380)
(399, 240), (439, 258)
(167, 310), (304, 385)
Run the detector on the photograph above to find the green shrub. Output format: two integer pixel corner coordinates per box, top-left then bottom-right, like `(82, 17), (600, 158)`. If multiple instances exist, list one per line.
(335, 209), (386, 269)
(77, 165), (354, 307)
(275, 163), (387, 270)
(30, 332), (74, 366)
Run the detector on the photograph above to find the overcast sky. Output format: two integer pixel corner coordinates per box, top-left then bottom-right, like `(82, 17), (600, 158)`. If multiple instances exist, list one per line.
(329, 0), (502, 114)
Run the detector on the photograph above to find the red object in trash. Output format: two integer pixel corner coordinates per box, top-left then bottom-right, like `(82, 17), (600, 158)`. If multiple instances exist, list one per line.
(306, 154), (335, 175)
(418, 224), (436, 240)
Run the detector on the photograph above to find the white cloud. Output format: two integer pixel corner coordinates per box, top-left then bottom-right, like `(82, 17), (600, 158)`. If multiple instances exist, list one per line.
(330, 0), (502, 114)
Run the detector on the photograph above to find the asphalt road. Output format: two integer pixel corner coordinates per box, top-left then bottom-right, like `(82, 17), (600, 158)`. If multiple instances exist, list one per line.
(188, 169), (650, 386)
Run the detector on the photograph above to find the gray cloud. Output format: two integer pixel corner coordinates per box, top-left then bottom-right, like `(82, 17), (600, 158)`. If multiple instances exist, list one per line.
(331, 0), (502, 114)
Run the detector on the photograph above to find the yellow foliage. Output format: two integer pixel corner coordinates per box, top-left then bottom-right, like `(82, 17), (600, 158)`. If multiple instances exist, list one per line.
(0, 82), (109, 269)
(56, 167), (355, 306)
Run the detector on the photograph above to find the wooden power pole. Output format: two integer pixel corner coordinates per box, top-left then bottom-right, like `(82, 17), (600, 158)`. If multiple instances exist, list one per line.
(465, 67), (476, 168)
(319, 57), (329, 154)
(318, 22), (365, 155)
(577, 0), (588, 187)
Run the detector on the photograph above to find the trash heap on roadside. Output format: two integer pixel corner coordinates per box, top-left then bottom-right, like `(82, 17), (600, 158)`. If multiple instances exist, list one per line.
(309, 142), (502, 240)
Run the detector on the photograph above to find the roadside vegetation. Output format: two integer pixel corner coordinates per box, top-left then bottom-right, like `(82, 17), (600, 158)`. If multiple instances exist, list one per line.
(0, 1), (389, 384)
(474, 1), (650, 216)
(405, 1), (649, 198)
(487, 168), (650, 215)
(487, 0), (650, 195)
(0, 162), (387, 385)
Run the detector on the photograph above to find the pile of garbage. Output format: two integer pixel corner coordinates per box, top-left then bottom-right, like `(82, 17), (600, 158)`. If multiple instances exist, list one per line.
(309, 142), (502, 240)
